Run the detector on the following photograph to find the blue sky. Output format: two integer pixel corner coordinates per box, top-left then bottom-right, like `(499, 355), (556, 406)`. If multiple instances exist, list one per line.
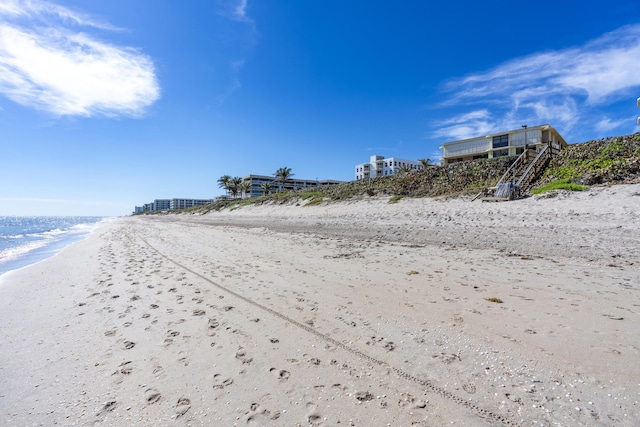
(1, 0), (640, 216)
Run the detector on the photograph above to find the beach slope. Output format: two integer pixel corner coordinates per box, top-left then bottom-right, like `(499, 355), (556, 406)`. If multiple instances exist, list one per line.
(1, 184), (639, 426)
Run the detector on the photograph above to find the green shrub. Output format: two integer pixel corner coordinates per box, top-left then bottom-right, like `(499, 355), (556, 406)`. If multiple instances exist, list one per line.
(304, 198), (324, 207)
(301, 191), (321, 200)
(531, 179), (588, 194)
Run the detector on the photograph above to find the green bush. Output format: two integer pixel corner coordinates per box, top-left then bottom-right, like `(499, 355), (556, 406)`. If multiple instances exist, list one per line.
(531, 179), (588, 194)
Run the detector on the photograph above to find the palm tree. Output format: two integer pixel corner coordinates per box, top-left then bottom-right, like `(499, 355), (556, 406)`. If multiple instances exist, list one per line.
(217, 175), (232, 198)
(241, 180), (252, 199)
(261, 182), (272, 196)
(418, 158), (432, 169)
(274, 167), (293, 192)
(230, 176), (243, 199)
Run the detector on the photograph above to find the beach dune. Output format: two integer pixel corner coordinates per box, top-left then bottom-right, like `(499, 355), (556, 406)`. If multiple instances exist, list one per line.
(1, 184), (639, 426)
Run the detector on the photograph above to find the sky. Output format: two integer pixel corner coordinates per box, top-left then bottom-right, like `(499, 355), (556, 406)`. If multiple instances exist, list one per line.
(1, 0), (640, 216)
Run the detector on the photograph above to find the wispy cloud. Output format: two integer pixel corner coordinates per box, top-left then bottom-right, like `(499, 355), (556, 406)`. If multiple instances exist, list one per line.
(213, 1), (255, 105)
(232, 0), (251, 23)
(595, 116), (632, 133)
(0, 0), (159, 117)
(216, 0), (253, 24)
(434, 24), (640, 140)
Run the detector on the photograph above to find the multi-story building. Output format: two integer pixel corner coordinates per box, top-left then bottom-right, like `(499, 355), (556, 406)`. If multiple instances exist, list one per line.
(354, 155), (425, 180)
(241, 175), (345, 198)
(152, 199), (171, 211)
(137, 198), (212, 213)
(169, 198), (212, 210)
(440, 124), (567, 165)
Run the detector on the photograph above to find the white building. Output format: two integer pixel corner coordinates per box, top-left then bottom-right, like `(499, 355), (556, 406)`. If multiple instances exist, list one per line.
(138, 198), (212, 212)
(354, 155), (425, 180)
(169, 198), (212, 210)
(440, 124), (567, 165)
(152, 199), (171, 211)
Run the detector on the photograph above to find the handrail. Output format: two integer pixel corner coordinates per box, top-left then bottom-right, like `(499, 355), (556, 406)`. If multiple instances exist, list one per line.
(496, 149), (530, 186)
(516, 145), (549, 189)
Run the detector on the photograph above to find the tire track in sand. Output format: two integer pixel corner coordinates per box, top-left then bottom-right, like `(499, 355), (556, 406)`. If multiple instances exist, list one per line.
(139, 236), (519, 427)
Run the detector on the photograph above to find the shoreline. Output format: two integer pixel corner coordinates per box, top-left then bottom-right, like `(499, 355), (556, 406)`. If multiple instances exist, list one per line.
(0, 217), (114, 280)
(1, 184), (639, 426)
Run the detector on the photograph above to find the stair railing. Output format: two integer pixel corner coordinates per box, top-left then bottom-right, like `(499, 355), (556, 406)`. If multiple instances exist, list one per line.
(516, 145), (549, 191)
(496, 149), (531, 187)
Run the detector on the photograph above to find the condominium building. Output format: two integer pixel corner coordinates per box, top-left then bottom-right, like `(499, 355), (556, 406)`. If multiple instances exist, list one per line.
(152, 199), (171, 211)
(137, 198), (212, 213)
(169, 198), (211, 210)
(241, 175), (345, 198)
(440, 124), (567, 165)
(354, 155), (425, 180)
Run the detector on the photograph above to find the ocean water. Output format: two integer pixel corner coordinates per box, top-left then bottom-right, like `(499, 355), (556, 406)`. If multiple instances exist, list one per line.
(0, 216), (109, 277)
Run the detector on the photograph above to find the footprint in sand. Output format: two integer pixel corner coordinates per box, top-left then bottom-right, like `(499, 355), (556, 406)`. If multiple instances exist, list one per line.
(95, 401), (116, 419)
(269, 368), (290, 380)
(432, 352), (461, 364)
(212, 374), (234, 389)
(235, 348), (253, 365)
(175, 397), (191, 417)
(193, 309), (206, 316)
(122, 341), (136, 350)
(145, 389), (161, 404)
(306, 402), (322, 424)
(462, 383), (477, 394)
(119, 361), (133, 375)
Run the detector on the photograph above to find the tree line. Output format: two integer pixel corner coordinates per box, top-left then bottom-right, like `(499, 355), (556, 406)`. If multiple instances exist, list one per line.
(217, 167), (294, 199)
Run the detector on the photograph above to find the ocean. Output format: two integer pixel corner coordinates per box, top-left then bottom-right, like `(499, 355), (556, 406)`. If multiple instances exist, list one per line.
(0, 216), (109, 277)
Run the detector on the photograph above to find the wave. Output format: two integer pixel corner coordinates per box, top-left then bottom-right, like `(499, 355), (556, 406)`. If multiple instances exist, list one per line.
(0, 216), (110, 277)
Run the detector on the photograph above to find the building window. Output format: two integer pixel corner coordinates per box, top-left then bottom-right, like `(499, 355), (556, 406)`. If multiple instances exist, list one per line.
(492, 134), (509, 148)
(494, 149), (509, 157)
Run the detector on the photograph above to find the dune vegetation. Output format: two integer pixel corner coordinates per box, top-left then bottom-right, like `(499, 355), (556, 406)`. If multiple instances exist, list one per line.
(184, 132), (640, 214)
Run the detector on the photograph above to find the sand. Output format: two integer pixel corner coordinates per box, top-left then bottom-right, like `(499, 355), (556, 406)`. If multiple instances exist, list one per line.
(1, 183), (639, 426)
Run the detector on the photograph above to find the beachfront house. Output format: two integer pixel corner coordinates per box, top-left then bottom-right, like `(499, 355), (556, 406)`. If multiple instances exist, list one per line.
(241, 175), (345, 198)
(439, 124), (567, 165)
(354, 155), (425, 180)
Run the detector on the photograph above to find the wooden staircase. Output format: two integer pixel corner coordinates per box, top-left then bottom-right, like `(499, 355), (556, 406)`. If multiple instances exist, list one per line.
(477, 143), (560, 202)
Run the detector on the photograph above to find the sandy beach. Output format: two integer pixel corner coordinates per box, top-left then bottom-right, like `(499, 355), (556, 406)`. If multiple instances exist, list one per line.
(1, 183), (639, 426)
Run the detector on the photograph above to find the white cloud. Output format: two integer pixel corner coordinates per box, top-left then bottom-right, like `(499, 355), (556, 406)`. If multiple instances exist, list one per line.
(434, 24), (640, 140)
(432, 109), (502, 140)
(0, 0), (159, 117)
(595, 116), (632, 133)
(233, 0), (251, 23)
(216, 0), (253, 24)
(216, 77), (241, 105)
